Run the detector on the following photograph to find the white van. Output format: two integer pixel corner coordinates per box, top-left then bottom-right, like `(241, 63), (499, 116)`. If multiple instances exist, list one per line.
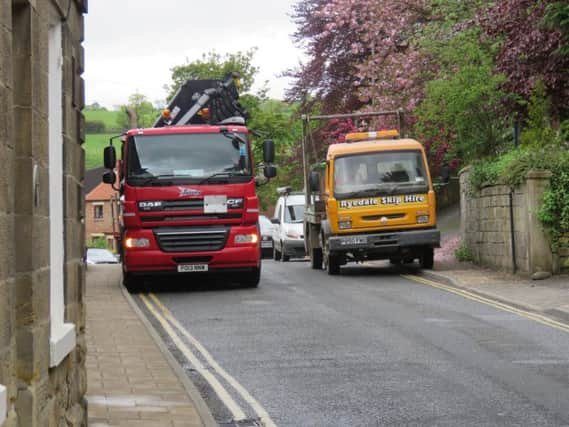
(271, 188), (305, 261)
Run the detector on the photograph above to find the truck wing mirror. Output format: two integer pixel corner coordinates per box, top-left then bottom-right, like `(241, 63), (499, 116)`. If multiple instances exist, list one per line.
(270, 217), (280, 225)
(102, 170), (116, 185)
(309, 171), (320, 192)
(263, 139), (275, 164)
(264, 165), (277, 179)
(104, 146), (116, 169)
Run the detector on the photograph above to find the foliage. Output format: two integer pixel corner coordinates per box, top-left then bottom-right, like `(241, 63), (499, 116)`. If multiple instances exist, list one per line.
(85, 120), (106, 134)
(468, 147), (565, 191)
(520, 80), (558, 147)
(166, 49), (260, 100)
(288, 0), (490, 114)
(415, 29), (508, 166)
(116, 93), (159, 130)
(478, 0), (569, 118)
(87, 236), (110, 250)
(454, 242), (473, 262)
(542, 1), (569, 56)
(538, 153), (569, 243)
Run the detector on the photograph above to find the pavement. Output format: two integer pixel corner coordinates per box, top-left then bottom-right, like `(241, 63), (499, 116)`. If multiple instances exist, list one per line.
(425, 204), (569, 325)
(85, 265), (216, 427)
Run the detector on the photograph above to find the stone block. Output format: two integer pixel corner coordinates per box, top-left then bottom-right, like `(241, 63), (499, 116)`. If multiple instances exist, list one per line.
(14, 157), (33, 215)
(0, 279), (12, 348)
(0, 215), (15, 280)
(15, 322), (49, 383)
(14, 214), (32, 273)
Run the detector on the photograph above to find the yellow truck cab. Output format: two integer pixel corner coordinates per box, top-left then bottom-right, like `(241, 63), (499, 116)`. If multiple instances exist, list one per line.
(302, 112), (440, 275)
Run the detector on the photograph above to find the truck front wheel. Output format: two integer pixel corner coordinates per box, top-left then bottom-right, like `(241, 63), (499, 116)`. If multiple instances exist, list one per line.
(123, 272), (141, 293)
(420, 248), (434, 269)
(240, 267), (261, 288)
(325, 253), (341, 275)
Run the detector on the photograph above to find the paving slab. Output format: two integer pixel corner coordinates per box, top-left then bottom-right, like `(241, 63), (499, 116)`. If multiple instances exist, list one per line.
(85, 265), (214, 427)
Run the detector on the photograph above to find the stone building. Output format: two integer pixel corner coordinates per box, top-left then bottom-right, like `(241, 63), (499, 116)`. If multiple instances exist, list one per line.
(0, 0), (88, 425)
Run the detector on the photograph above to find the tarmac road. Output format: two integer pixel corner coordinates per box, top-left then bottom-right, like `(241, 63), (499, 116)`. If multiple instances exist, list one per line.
(135, 259), (569, 426)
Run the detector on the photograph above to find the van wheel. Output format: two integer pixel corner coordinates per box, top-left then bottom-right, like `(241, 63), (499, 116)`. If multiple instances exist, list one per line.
(311, 247), (323, 269)
(280, 242), (290, 261)
(273, 246), (281, 261)
(241, 267), (260, 288)
(420, 248), (434, 269)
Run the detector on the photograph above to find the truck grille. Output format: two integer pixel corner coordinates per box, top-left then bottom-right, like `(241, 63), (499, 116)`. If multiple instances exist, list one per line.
(154, 227), (229, 253)
(162, 199), (204, 211)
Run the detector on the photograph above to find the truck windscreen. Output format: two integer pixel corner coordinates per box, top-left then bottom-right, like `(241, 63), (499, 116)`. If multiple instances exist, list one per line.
(334, 150), (428, 199)
(126, 133), (252, 185)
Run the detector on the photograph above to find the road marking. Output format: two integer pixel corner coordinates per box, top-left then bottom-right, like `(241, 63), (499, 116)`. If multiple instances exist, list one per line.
(139, 294), (247, 421)
(148, 293), (278, 427)
(401, 274), (569, 334)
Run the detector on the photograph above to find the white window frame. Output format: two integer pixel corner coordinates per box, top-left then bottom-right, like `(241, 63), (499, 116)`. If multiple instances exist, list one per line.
(0, 383), (6, 424)
(93, 203), (104, 219)
(48, 20), (75, 368)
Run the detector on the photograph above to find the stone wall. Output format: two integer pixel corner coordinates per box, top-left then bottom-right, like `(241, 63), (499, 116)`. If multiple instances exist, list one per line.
(460, 168), (561, 275)
(0, 1), (87, 426)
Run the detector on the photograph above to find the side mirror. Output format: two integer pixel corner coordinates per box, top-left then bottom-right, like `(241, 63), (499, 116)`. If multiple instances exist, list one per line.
(263, 139), (275, 164)
(309, 171), (320, 192)
(104, 146), (116, 169)
(102, 171), (116, 185)
(270, 217), (280, 225)
(264, 165), (277, 179)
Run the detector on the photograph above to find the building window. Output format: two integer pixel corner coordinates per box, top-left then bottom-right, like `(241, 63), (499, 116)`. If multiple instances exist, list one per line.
(48, 20), (75, 368)
(94, 204), (104, 219)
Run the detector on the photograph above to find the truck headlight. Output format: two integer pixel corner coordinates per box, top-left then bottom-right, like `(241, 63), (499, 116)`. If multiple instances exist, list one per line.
(125, 237), (150, 248)
(416, 215), (429, 224)
(338, 221), (352, 229)
(235, 233), (259, 244)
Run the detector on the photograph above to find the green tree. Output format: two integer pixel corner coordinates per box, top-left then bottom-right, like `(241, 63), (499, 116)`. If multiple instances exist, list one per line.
(166, 49), (259, 100)
(415, 29), (508, 164)
(117, 93), (159, 130)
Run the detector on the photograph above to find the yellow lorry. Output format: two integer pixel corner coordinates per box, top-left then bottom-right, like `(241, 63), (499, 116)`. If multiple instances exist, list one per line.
(302, 111), (440, 274)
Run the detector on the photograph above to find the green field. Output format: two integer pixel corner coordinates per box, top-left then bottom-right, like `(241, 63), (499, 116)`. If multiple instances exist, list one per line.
(84, 109), (121, 130)
(84, 133), (115, 170)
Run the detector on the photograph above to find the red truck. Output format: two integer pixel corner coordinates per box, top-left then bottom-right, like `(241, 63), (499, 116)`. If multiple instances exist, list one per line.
(101, 74), (276, 292)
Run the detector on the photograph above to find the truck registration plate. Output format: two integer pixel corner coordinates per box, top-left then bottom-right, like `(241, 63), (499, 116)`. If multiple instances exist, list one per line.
(177, 264), (208, 273)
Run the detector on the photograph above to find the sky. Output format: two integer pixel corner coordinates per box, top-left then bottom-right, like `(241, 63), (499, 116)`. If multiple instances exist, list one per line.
(84, 0), (305, 110)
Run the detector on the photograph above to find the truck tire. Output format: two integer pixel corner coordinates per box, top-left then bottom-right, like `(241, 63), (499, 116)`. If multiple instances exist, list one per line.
(123, 272), (141, 293)
(325, 253), (340, 275)
(311, 247), (323, 270)
(273, 246), (281, 261)
(240, 267), (260, 288)
(420, 248), (434, 269)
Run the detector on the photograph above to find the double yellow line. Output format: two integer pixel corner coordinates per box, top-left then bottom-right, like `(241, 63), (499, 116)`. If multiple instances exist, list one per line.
(139, 293), (277, 427)
(402, 274), (569, 334)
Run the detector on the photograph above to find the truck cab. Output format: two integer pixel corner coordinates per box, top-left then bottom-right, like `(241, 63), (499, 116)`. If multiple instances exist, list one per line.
(304, 122), (440, 275)
(101, 75), (277, 291)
